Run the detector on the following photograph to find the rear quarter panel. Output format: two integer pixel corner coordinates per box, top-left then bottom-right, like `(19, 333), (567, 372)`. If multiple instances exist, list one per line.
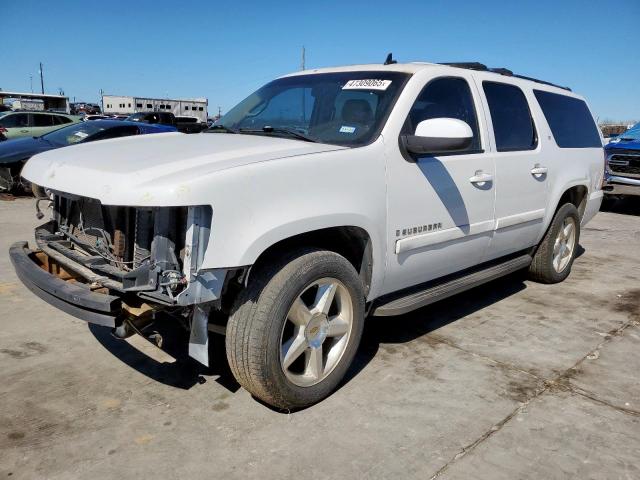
(527, 87), (604, 239)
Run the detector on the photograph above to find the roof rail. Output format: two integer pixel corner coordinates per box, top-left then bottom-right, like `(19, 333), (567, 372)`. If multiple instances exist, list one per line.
(440, 62), (488, 71)
(439, 62), (571, 91)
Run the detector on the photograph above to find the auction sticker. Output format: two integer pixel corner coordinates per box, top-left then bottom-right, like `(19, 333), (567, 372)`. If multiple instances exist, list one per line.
(342, 79), (392, 90)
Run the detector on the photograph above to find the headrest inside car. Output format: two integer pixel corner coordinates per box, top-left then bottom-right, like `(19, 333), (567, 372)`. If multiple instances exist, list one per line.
(342, 100), (373, 124)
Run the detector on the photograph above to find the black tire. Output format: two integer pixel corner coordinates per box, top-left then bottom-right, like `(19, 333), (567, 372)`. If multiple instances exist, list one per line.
(528, 203), (580, 284)
(225, 248), (365, 409)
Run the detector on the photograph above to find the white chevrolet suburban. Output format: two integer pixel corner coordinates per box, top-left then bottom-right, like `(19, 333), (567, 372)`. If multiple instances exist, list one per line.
(11, 60), (604, 409)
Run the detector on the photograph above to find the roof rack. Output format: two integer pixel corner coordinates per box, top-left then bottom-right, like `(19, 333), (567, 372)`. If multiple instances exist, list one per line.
(440, 62), (488, 71)
(439, 62), (571, 91)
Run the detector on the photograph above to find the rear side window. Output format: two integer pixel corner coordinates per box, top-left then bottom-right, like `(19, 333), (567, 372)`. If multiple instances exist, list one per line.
(533, 90), (601, 148)
(0, 113), (29, 128)
(54, 116), (72, 125)
(32, 114), (55, 127)
(92, 126), (140, 141)
(483, 82), (537, 152)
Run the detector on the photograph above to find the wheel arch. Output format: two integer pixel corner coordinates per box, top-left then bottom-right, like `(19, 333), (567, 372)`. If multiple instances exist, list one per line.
(554, 183), (589, 219)
(247, 225), (375, 298)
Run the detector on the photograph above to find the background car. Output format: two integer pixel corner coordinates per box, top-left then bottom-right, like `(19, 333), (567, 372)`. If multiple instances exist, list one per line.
(126, 111), (207, 133)
(0, 119), (177, 193)
(83, 114), (110, 121)
(604, 122), (640, 198)
(0, 111), (81, 141)
(175, 115), (208, 133)
(70, 103), (102, 115)
(126, 111), (176, 126)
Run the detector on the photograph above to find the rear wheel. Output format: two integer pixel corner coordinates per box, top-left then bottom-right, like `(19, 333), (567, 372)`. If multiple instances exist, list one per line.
(225, 248), (365, 409)
(528, 203), (580, 283)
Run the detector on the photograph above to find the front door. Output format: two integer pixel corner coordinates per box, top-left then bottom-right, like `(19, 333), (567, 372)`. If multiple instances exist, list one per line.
(383, 75), (496, 295)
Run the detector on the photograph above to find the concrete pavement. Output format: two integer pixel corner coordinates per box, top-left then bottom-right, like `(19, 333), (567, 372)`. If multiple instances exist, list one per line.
(0, 197), (638, 479)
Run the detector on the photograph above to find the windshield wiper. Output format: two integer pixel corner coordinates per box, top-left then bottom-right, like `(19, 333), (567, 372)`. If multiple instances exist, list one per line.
(239, 126), (317, 143)
(205, 124), (238, 134)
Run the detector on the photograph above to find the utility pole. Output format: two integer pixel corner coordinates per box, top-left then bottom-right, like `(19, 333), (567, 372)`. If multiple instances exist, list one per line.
(301, 46), (306, 121)
(99, 89), (104, 113)
(39, 62), (44, 94)
(30, 75), (33, 93)
(218, 106), (221, 119)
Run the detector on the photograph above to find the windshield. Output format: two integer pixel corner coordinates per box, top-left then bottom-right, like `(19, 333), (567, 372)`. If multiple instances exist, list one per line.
(618, 123), (640, 141)
(42, 121), (110, 146)
(216, 71), (410, 146)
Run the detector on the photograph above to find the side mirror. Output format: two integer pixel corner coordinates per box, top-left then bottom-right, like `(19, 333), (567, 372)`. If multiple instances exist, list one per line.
(401, 118), (473, 156)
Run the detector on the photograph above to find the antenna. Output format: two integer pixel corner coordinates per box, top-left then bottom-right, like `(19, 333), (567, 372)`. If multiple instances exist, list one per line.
(384, 53), (397, 65)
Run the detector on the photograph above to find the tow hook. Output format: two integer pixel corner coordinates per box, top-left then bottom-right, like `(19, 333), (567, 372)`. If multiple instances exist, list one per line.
(112, 301), (162, 347)
(112, 317), (164, 348)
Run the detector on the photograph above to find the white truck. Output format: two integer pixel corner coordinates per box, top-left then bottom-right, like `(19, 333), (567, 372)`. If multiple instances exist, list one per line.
(12, 60), (604, 409)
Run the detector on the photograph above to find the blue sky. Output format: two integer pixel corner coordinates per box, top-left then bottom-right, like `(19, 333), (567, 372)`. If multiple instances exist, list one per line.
(2, 0), (639, 121)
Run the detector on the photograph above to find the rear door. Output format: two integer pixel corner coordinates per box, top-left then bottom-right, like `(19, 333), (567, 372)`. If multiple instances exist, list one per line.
(478, 79), (548, 259)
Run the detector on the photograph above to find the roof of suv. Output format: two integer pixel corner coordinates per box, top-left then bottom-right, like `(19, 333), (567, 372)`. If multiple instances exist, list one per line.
(282, 62), (575, 95)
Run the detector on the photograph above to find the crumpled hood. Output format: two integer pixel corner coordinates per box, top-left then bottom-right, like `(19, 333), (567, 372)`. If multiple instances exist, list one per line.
(22, 132), (346, 205)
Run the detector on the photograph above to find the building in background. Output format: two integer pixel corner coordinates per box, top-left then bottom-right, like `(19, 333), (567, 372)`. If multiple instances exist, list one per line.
(102, 95), (208, 122)
(0, 91), (69, 113)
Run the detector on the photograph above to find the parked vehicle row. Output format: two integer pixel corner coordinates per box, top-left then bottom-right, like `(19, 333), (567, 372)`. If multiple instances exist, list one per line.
(0, 111), (81, 141)
(11, 60), (604, 410)
(127, 111), (208, 133)
(70, 102), (102, 115)
(0, 120), (177, 193)
(0, 108), (208, 193)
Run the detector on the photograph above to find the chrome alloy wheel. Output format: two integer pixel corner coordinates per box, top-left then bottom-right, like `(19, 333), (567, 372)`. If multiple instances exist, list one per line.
(553, 217), (576, 273)
(279, 278), (354, 387)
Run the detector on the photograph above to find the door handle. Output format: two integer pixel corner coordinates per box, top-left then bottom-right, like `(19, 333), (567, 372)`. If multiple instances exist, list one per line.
(469, 171), (493, 185)
(20, 130), (29, 133)
(530, 165), (548, 176)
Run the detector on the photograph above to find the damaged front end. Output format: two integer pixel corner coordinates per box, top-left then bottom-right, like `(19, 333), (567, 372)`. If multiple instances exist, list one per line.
(10, 191), (230, 366)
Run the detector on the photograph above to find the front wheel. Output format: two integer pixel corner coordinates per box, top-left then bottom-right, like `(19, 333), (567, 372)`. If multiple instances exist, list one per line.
(528, 203), (580, 283)
(225, 248), (365, 409)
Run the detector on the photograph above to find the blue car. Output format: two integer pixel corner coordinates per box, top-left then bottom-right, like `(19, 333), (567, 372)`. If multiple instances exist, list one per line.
(604, 122), (640, 197)
(0, 120), (177, 193)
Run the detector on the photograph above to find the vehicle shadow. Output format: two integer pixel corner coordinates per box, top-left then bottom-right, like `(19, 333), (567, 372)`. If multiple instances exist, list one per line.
(600, 196), (640, 216)
(88, 318), (240, 392)
(344, 272), (527, 381)
(90, 270), (532, 411)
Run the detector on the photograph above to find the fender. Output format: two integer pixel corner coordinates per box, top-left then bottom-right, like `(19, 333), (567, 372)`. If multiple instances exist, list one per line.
(541, 178), (590, 241)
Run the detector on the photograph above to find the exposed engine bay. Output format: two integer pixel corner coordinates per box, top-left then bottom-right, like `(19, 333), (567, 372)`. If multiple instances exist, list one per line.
(25, 191), (232, 365)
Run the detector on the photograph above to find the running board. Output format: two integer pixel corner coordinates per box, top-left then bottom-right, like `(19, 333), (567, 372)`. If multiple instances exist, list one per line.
(372, 254), (532, 317)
